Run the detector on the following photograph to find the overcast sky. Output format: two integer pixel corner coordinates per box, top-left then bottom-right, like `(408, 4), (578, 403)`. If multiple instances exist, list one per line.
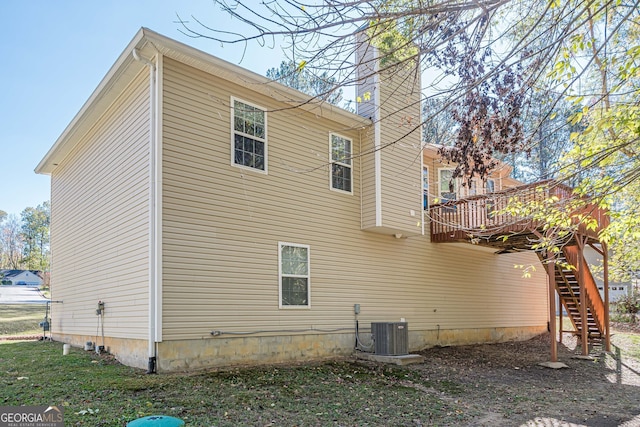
(0, 0), (287, 217)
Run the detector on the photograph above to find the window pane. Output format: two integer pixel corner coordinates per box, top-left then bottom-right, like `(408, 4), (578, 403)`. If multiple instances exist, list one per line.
(233, 135), (265, 171)
(281, 246), (308, 275)
(234, 116), (244, 133)
(343, 139), (351, 165)
(235, 149), (244, 166)
(254, 154), (264, 170)
(255, 124), (265, 139)
(281, 277), (308, 306)
(234, 100), (265, 138)
(423, 168), (429, 190)
(244, 138), (254, 152)
(255, 140), (264, 156)
(440, 170), (456, 193)
(331, 135), (351, 165)
(332, 164), (351, 191)
(246, 121), (255, 136)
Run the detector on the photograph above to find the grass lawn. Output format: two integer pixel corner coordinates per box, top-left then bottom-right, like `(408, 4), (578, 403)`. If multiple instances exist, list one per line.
(613, 331), (640, 360)
(0, 341), (453, 426)
(2, 306), (638, 426)
(0, 304), (47, 336)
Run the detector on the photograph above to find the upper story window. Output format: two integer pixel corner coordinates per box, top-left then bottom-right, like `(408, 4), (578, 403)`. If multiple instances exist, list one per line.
(232, 98), (267, 172)
(279, 242), (310, 308)
(423, 166), (429, 209)
(330, 134), (353, 193)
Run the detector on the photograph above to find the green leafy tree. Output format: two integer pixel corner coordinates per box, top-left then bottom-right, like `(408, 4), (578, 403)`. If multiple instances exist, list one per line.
(181, 0), (640, 277)
(20, 201), (50, 271)
(266, 60), (344, 106)
(422, 97), (458, 146)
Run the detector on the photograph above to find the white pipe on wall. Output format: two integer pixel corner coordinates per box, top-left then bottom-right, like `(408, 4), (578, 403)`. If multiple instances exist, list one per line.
(133, 47), (159, 373)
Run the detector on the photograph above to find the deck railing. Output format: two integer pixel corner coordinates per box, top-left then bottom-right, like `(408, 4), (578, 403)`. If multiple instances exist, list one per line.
(429, 179), (609, 244)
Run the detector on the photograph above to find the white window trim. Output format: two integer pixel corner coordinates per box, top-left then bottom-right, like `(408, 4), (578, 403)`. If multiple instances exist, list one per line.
(278, 242), (311, 309)
(329, 133), (354, 195)
(230, 96), (268, 174)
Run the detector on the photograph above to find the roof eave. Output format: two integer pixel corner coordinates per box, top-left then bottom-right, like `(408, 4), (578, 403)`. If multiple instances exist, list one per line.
(36, 28), (370, 175)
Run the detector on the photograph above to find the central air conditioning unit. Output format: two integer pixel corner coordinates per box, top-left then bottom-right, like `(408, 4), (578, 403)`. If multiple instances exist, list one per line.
(371, 322), (408, 356)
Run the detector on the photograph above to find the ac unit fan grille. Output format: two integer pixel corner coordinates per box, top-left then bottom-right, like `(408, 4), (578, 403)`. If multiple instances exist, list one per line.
(371, 322), (408, 356)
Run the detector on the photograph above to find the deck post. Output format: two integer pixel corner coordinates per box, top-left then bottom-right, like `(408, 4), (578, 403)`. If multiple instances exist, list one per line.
(577, 239), (589, 356)
(546, 253), (558, 362)
(603, 242), (611, 352)
(558, 292), (563, 344)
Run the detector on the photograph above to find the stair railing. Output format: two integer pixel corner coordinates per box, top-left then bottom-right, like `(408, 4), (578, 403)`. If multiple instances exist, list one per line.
(563, 246), (605, 335)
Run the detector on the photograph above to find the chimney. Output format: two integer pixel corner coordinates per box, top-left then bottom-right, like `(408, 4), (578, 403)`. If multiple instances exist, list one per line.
(355, 31), (424, 236)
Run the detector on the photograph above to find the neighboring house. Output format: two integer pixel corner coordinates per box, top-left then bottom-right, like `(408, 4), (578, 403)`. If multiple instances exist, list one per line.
(0, 270), (44, 286)
(583, 245), (632, 303)
(36, 28), (551, 372)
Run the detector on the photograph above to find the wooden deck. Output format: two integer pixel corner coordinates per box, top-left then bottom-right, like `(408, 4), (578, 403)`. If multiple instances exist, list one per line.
(428, 179), (611, 359)
(428, 180), (609, 249)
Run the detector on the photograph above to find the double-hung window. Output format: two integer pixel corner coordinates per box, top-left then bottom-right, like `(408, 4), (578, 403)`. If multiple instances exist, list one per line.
(232, 98), (267, 172)
(279, 242), (310, 308)
(330, 134), (352, 193)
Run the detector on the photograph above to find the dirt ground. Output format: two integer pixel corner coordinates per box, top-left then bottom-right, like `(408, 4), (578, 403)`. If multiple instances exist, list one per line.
(411, 327), (640, 427)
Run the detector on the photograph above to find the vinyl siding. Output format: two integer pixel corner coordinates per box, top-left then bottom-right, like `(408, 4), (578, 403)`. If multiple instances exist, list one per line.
(160, 58), (547, 341)
(359, 126), (377, 229)
(377, 62), (423, 234)
(356, 35), (378, 229)
(357, 42), (423, 235)
(50, 69), (150, 339)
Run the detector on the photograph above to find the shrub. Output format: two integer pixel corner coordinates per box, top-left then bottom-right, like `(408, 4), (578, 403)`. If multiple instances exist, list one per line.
(615, 293), (640, 323)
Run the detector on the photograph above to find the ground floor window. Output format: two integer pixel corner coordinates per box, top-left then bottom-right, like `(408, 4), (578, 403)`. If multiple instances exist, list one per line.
(279, 242), (310, 308)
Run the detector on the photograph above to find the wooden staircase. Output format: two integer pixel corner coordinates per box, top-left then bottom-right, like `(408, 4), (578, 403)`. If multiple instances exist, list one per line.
(428, 179), (611, 358)
(543, 245), (605, 345)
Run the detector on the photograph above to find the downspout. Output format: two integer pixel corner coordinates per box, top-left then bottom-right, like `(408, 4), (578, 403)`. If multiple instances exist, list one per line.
(133, 48), (159, 374)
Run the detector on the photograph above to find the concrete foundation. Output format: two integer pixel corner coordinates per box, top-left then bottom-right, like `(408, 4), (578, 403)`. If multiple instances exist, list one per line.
(53, 332), (148, 369)
(157, 332), (356, 372)
(413, 325), (547, 350)
(53, 325), (548, 372)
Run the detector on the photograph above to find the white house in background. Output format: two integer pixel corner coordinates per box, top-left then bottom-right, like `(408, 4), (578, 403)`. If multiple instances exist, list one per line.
(0, 270), (44, 286)
(584, 245), (632, 302)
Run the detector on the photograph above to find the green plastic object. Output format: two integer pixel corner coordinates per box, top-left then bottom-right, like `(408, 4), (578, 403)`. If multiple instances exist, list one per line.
(127, 415), (185, 427)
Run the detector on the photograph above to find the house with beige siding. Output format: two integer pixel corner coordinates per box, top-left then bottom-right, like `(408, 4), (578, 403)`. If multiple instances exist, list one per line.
(36, 28), (557, 372)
